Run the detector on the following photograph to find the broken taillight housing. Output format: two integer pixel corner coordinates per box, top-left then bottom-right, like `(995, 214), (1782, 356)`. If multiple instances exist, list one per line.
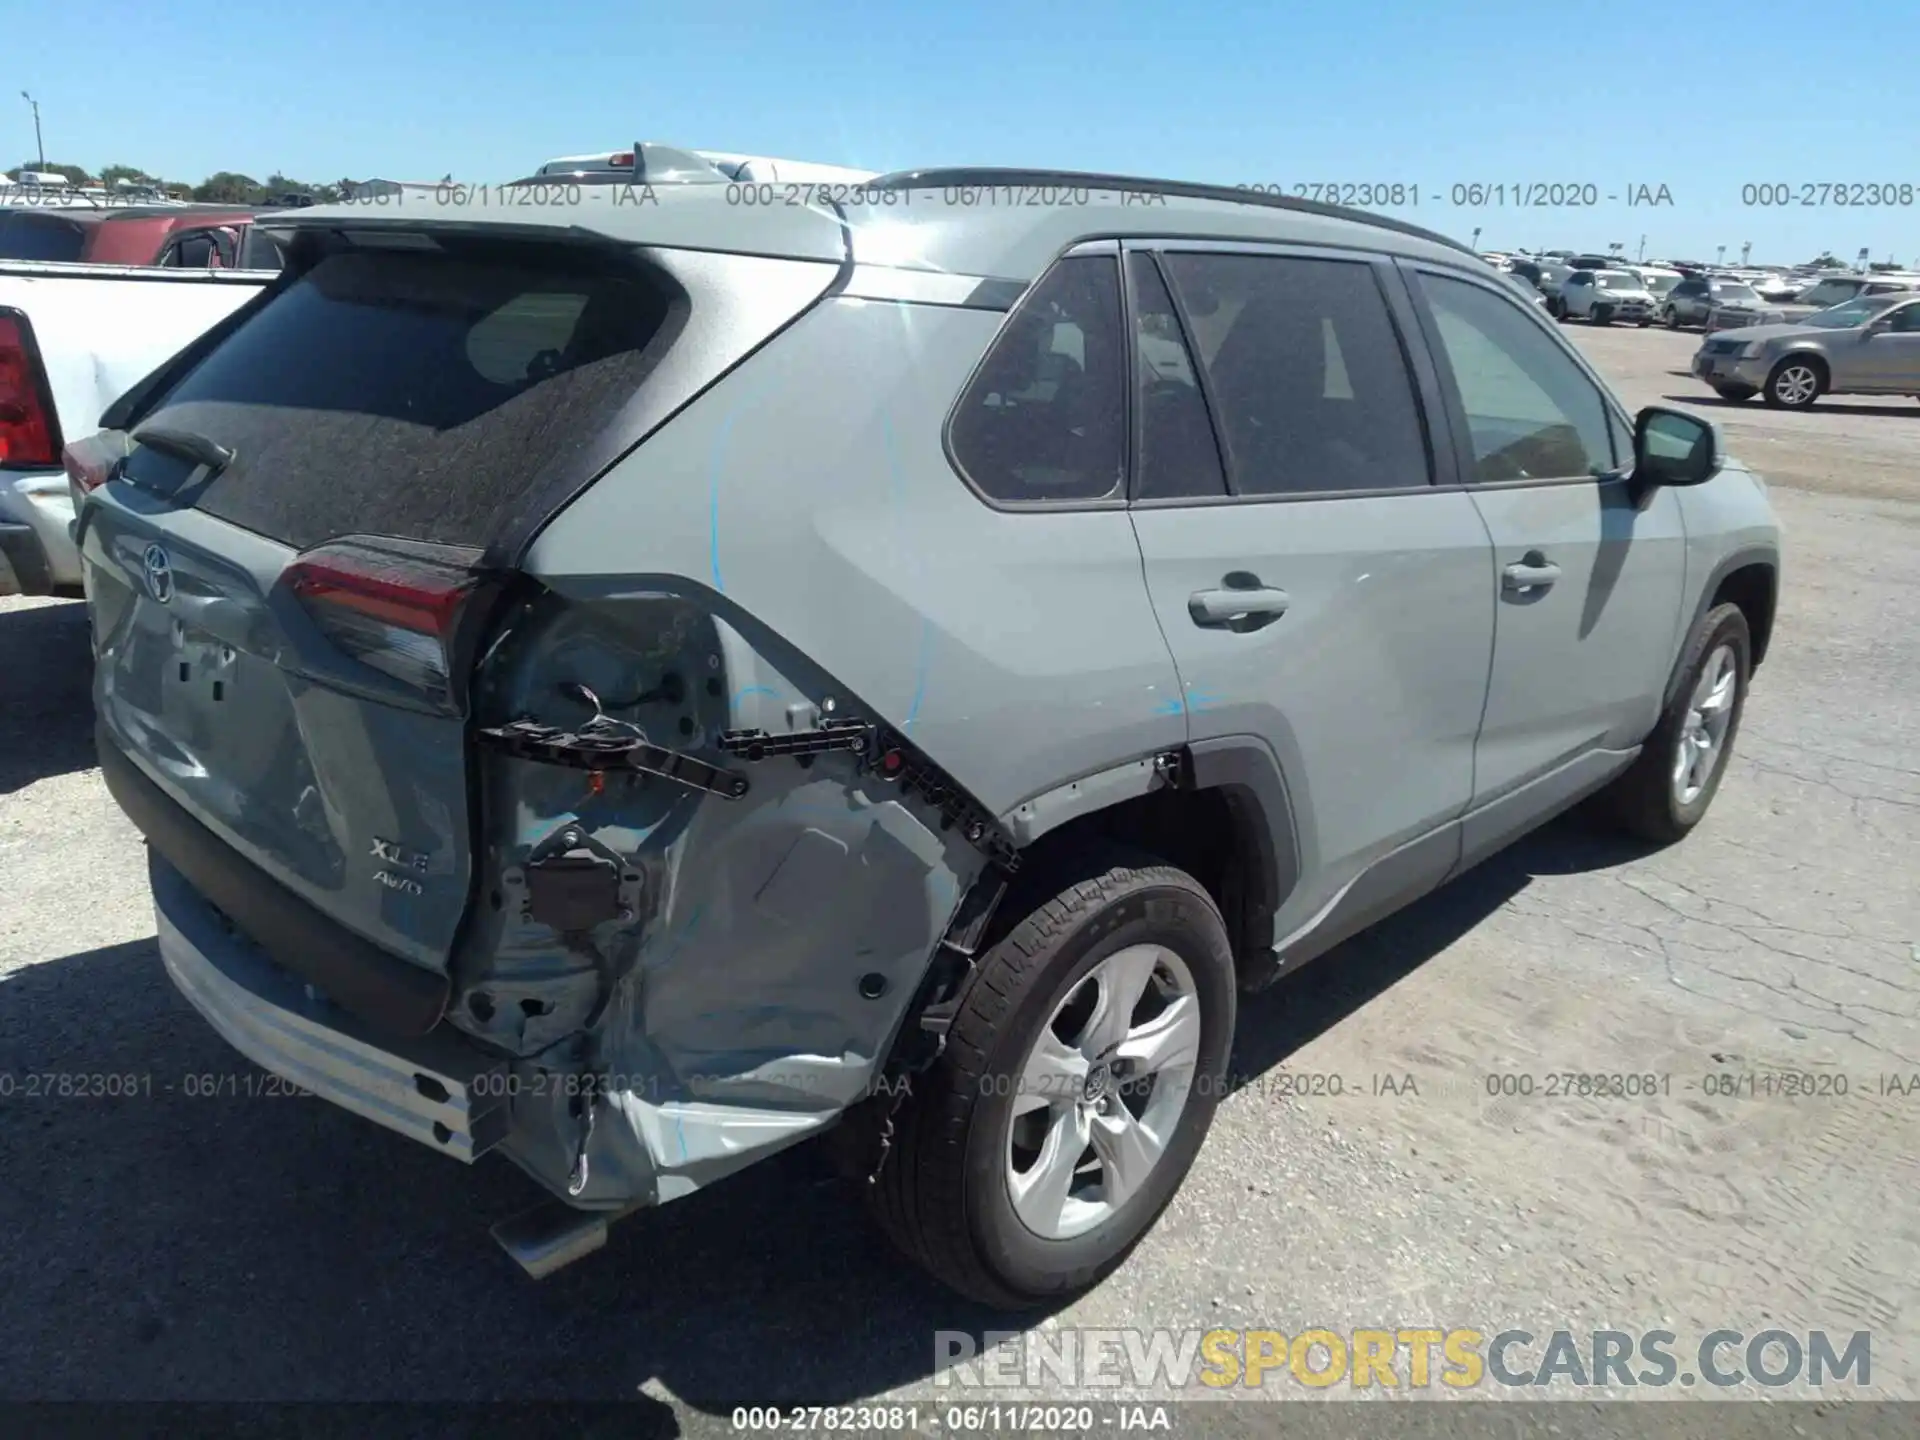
(286, 540), (486, 709)
(0, 310), (61, 468)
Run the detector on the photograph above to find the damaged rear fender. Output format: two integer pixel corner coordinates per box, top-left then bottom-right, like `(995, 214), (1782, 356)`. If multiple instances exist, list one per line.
(454, 576), (997, 1206)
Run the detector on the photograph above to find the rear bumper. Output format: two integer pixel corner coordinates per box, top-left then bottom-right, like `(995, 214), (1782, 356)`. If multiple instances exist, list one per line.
(0, 470), (79, 594)
(97, 721), (451, 1036)
(153, 855), (512, 1163)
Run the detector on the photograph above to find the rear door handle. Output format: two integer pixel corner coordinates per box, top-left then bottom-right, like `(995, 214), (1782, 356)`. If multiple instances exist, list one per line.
(1502, 555), (1561, 593)
(1188, 585), (1291, 629)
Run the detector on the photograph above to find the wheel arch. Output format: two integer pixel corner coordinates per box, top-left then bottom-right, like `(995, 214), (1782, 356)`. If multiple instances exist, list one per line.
(1664, 547), (1779, 709)
(971, 740), (1301, 991)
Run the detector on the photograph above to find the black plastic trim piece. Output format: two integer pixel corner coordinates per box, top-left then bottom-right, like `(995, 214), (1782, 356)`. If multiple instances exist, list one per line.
(1664, 546), (1780, 704)
(97, 724), (451, 1037)
(1187, 737), (1301, 956)
(866, 167), (1478, 259)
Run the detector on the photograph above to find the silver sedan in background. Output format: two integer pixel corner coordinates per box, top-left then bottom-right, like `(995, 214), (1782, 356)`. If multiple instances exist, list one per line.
(1691, 292), (1920, 408)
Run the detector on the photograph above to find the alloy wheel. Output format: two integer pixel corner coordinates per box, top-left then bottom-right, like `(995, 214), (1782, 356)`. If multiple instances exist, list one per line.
(1005, 944), (1200, 1241)
(1672, 643), (1738, 807)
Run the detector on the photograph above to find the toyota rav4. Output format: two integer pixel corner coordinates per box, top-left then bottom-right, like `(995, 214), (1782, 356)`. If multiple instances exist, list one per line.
(73, 170), (1782, 1308)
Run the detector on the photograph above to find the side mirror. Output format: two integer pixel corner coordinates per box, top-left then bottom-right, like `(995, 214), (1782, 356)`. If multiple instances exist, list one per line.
(1634, 406), (1721, 487)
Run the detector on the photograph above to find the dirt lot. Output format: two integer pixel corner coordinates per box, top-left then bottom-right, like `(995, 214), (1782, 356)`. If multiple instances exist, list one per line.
(0, 325), (1915, 1431)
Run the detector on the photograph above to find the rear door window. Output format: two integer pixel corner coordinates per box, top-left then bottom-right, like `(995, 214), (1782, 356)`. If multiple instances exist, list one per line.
(138, 244), (676, 550)
(0, 211), (86, 262)
(1158, 252), (1431, 496)
(947, 254), (1126, 504)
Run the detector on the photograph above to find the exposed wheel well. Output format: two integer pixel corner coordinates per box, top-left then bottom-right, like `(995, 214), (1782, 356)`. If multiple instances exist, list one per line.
(992, 785), (1270, 983)
(1712, 562), (1777, 666)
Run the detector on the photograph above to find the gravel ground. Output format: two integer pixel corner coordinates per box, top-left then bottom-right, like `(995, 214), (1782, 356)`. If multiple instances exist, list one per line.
(1, 325), (1915, 1436)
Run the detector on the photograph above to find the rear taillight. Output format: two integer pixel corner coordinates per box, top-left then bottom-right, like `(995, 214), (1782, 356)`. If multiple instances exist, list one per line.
(609, 152), (635, 169)
(62, 429), (131, 494)
(0, 309), (61, 469)
(286, 540), (483, 708)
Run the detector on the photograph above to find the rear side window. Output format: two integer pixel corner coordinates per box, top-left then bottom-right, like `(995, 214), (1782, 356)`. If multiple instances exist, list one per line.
(141, 245), (675, 550)
(0, 212), (86, 262)
(1159, 252), (1430, 496)
(1128, 253), (1227, 502)
(1417, 273), (1615, 482)
(947, 254), (1125, 504)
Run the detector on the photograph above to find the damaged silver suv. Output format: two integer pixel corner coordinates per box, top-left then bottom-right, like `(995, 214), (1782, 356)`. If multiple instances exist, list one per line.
(74, 169), (1781, 1308)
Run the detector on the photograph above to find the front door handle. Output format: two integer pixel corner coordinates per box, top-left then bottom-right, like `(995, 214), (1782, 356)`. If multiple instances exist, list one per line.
(1189, 584), (1291, 629)
(1502, 554), (1561, 594)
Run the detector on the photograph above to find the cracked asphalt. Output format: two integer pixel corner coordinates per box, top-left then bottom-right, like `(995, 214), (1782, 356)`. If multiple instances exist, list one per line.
(0, 325), (1914, 1434)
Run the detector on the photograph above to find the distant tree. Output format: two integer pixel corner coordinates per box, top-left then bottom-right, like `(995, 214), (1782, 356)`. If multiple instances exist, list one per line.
(97, 163), (154, 189)
(192, 171), (265, 204)
(262, 171), (320, 200)
(1807, 251), (1844, 268)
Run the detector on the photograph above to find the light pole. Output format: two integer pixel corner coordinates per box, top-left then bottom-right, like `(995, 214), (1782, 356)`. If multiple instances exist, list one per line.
(1471, 226), (1481, 252)
(1741, 241), (1751, 265)
(1638, 234), (1647, 262)
(1716, 244), (1726, 266)
(19, 91), (44, 170)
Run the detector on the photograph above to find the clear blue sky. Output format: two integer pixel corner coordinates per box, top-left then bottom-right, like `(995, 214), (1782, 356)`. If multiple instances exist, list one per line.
(11, 0), (1920, 264)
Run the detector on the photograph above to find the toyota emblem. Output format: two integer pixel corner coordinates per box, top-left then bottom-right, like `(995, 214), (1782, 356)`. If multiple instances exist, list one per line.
(142, 543), (175, 604)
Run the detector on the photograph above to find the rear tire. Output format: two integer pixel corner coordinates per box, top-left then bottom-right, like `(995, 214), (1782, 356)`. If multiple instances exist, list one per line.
(867, 848), (1235, 1309)
(1592, 303), (1613, 325)
(1664, 307), (1680, 329)
(1597, 603), (1751, 845)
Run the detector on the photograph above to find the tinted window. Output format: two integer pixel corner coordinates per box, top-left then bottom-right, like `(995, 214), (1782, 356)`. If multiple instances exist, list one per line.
(1417, 273), (1615, 482)
(0, 212), (86, 262)
(1160, 253), (1429, 496)
(238, 227), (284, 271)
(171, 233), (216, 268)
(1674, 281), (1706, 297)
(1128, 254), (1226, 502)
(949, 254), (1125, 504)
(145, 244), (675, 549)
(1888, 303), (1920, 333)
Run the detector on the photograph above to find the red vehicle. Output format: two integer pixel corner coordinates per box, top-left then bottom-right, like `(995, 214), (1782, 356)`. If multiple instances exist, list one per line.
(0, 205), (284, 269)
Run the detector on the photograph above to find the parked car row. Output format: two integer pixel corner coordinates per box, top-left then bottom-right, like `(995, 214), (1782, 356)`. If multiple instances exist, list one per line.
(1482, 248), (1920, 336)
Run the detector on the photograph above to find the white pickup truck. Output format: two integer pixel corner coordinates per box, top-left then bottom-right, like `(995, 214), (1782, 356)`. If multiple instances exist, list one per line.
(0, 260), (272, 593)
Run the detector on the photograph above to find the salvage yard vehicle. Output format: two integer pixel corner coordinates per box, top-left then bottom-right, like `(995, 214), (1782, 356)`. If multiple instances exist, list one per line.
(1558, 268), (1656, 325)
(0, 260), (274, 594)
(1662, 275), (1765, 331)
(1692, 290), (1920, 407)
(1770, 272), (1920, 326)
(74, 170), (1781, 1308)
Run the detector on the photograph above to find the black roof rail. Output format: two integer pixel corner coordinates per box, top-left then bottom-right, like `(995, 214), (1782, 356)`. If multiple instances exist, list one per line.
(866, 167), (1476, 258)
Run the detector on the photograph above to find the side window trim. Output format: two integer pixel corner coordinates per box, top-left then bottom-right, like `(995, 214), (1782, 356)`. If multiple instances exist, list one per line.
(1121, 238), (1449, 508)
(1136, 248), (1240, 498)
(1398, 259), (1636, 485)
